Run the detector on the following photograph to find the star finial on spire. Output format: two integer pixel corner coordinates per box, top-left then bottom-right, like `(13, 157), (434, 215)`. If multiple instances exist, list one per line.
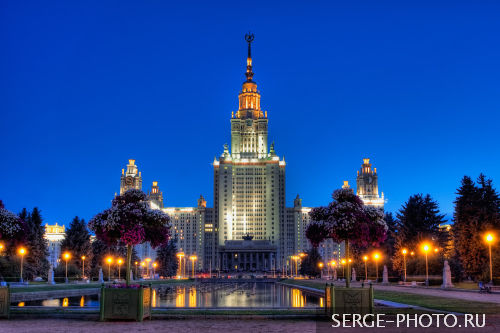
(244, 32), (255, 82)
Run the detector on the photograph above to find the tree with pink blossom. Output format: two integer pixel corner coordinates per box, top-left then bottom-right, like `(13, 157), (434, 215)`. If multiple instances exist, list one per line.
(89, 190), (171, 286)
(307, 188), (387, 287)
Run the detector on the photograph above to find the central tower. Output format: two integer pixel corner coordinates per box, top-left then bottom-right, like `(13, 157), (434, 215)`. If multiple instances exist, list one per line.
(213, 34), (287, 270)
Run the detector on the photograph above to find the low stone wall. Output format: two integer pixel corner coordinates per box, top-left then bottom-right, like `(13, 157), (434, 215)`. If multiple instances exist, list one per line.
(11, 288), (100, 302)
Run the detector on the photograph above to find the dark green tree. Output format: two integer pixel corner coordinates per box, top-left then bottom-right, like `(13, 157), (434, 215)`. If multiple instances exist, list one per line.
(23, 208), (50, 280)
(298, 247), (322, 278)
(454, 174), (500, 281)
(392, 194), (447, 276)
(60, 216), (92, 276)
(156, 237), (179, 278)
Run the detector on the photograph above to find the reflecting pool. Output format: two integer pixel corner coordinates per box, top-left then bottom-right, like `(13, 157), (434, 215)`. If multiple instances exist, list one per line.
(14, 283), (323, 308)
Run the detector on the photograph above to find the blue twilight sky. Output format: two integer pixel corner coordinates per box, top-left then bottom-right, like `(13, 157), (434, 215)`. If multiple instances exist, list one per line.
(1, 0), (500, 226)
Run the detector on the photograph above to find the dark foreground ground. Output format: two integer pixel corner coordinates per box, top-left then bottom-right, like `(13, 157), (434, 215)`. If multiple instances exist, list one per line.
(1, 316), (500, 333)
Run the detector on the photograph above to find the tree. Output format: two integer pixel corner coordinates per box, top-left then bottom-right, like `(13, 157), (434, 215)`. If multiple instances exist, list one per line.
(156, 237), (179, 278)
(0, 202), (27, 281)
(454, 175), (500, 280)
(89, 189), (171, 285)
(24, 208), (50, 280)
(299, 248), (322, 278)
(308, 188), (387, 287)
(60, 216), (92, 276)
(392, 194), (447, 276)
(89, 238), (140, 281)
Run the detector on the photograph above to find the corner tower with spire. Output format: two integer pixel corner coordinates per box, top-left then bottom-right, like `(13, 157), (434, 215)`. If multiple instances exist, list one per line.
(213, 33), (288, 271)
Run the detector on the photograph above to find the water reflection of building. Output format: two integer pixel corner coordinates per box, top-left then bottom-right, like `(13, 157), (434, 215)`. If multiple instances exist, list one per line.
(44, 223), (65, 268)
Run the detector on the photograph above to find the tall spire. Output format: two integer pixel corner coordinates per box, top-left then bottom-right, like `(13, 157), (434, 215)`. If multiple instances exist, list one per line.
(245, 32), (255, 82)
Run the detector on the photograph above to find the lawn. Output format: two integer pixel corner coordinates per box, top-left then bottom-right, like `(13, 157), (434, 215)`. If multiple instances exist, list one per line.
(281, 279), (500, 314)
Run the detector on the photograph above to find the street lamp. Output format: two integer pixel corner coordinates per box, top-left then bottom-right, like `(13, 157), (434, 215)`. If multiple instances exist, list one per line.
(189, 255), (197, 278)
(373, 253), (380, 282)
(318, 262), (324, 278)
(63, 252), (71, 283)
(363, 256), (368, 281)
(153, 262), (158, 279)
(81, 256), (86, 279)
(422, 243), (430, 286)
(18, 247), (27, 283)
(341, 259), (346, 279)
(145, 258), (151, 278)
(177, 252), (185, 278)
(291, 256), (299, 277)
(402, 249), (408, 282)
(135, 261), (139, 279)
(106, 257), (113, 281)
(486, 233), (495, 284)
(330, 260), (336, 280)
(140, 262), (146, 279)
(117, 258), (123, 280)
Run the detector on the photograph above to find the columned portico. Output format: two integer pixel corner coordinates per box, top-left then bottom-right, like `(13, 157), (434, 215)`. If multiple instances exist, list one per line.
(218, 235), (277, 273)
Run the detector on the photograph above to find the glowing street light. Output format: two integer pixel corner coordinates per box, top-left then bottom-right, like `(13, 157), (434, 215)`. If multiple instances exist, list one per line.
(189, 255), (197, 278)
(18, 247), (27, 283)
(140, 262), (146, 278)
(422, 243), (431, 286)
(363, 256), (368, 281)
(63, 252), (71, 283)
(291, 256), (299, 277)
(106, 257), (113, 281)
(153, 262), (158, 279)
(402, 249), (408, 282)
(145, 258), (152, 278)
(81, 256), (86, 279)
(373, 253), (381, 282)
(117, 258), (123, 280)
(0, 243), (4, 252)
(329, 260), (336, 280)
(486, 233), (495, 283)
(177, 252), (185, 278)
(341, 259), (346, 279)
(135, 261), (139, 279)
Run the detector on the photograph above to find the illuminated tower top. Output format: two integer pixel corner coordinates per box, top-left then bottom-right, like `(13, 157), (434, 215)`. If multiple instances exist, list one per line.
(234, 33), (265, 121)
(120, 159), (142, 195)
(356, 158), (384, 208)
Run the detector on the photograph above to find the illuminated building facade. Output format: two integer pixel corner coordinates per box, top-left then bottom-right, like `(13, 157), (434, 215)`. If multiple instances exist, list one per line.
(212, 34), (287, 271)
(44, 223), (66, 268)
(112, 37), (386, 274)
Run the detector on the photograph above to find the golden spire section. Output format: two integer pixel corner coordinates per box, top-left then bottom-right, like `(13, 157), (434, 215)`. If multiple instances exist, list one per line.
(236, 33), (264, 119)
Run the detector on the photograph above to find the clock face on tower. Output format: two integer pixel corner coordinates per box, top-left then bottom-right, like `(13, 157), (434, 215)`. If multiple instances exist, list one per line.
(126, 177), (133, 186)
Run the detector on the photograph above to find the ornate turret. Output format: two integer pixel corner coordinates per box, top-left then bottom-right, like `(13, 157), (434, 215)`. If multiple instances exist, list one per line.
(120, 159), (143, 195)
(356, 158), (384, 209)
(147, 181), (164, 208)
(230, 33), (269, 159)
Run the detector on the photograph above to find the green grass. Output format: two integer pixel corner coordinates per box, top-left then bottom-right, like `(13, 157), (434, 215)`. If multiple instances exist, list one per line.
(373, 290), (500, 314)
(281, 279), (500, 314)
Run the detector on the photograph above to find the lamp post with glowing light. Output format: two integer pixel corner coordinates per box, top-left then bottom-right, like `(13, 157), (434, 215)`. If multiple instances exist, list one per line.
(402, 249), (408, 282)
(140, 262), (145, 279)
(189, 255), (197, 278)
(63, 252), (71, 283)
(486, 234), (495, 283)
(81, 256), (86, 279)
(291, 255), (299, 277)
(363, 256), (368, 281)
(153, 262), (157, 279)
(106, 257), (113, 281)
(135, 261), (138, 279)
(373, 253), (380, 282)
(145, 258), (151, 278)
(422, 243), (430, 286)
(18, 247), (27, 283)
(0, 243), (4, 253)
(117, 258), (123, 280)
(330, 260), (336, 280)
(318, 262), (324, 278)
(177, 252), (184, 278)
(341, 259), (346, 279)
